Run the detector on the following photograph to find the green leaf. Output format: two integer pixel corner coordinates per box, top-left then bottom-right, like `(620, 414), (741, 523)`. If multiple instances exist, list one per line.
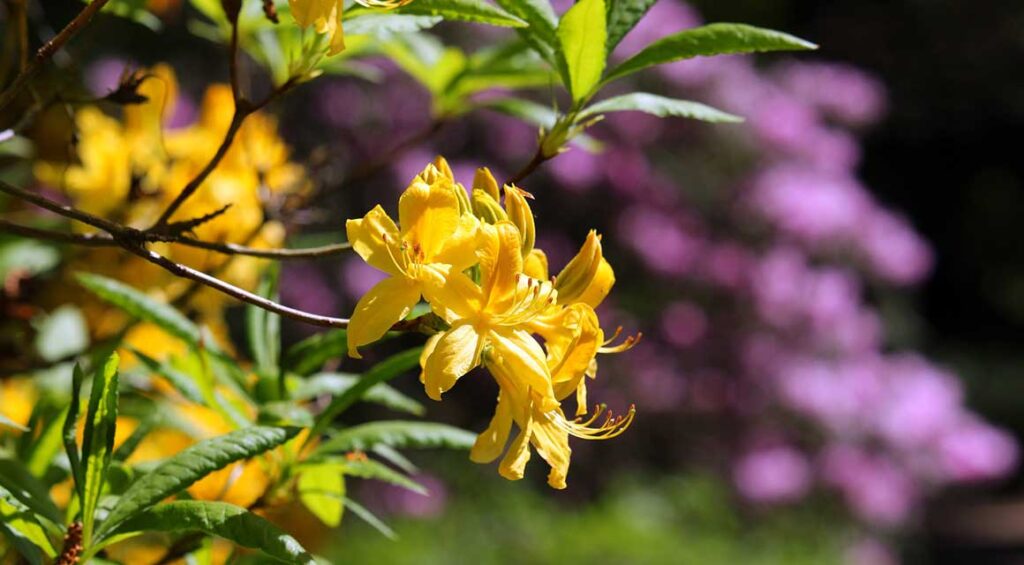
(129, 349), (206, 405)
(557, 0), (607, 102)
(481, 97), (604, 152)
(81, 353), (120, 544)
(306, 348), (423, 443)
(113, 501), (315, 564)
(371, 445), (419, 475)
(346, 13), (443, 38)
(317, 421), (477, 454)
(63, 364), (85, 504)
(0, 485), (57, 562)
(32, 305), (89, 363)
(602, 22), (817, 86)
(96, 426), (301, 540)
(27, 407), (67, 477)
(283, 330), (349, 376)
(76, 273), (202, 348)
(297, 464), (345, 527)
(579, 92), (743, 123)
(493, 0), (559, 62)
(604, 0), (657, 55)
(0, 239), (59, 280)
(0, 458), (62, 527)
(343, 496), (396, 540)
(296, 373), (425, 416)
(396, 0), (526, 27)
(340, 459), (426, 495)
(246, 266), (281, 376)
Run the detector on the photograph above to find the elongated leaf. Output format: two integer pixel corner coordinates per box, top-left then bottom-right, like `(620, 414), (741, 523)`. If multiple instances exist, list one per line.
(371, 445), (419, 475)
(557, 0), (607, 102)
(246, 266), (280, 376)
(0, 485), (57, 562)
(604, 0), (657, 54)
(296, 373), (424, 416)
(76, 273), (201, 347)
(343, 496), (396, 540)
(27, 408), (66, 477)
(81, 353), (120, 542)
(114, 501), (314, 564)
(346, 14), (442, 38)
(283, 329), (348, 375)
(603, 22), (817, 86)
(0, 459), (62, 526)
(307, 348), (423, 443)
(397, 0), (526, 27)
(96, 426), (301, 540)
(130, 348), (206, 404)
(63, 364), (85, 504)
(340, 459), (426, 495)
(318, 421), (477, 454)
(297, 464), (345, 527)
(493, 0), (559, 62)
(580, 92), (742, 123)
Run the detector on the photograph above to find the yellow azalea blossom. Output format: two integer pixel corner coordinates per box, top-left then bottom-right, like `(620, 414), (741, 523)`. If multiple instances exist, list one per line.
(345, 160), (480, 357)
(0, 377), (36, 432)
(419, 221), (559, 407)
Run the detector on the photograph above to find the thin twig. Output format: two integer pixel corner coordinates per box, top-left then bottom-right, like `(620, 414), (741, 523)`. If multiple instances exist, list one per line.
(0, 215), (352, 258)
(507, 146), (549, 186)
(122, 243), (351, 329)
(0, 0), (112, 113)
(0, 179), (121, 232)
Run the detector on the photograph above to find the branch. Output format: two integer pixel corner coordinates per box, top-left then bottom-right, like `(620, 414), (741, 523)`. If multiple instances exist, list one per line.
(0, 0), (113, 113)
(0, 218), (113, 246)
(507, 146), (550, 186)
(122, 243), (350, 329)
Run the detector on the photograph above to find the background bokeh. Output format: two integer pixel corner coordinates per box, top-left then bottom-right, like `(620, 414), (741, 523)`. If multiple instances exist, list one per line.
(10, 0), (1024, 563)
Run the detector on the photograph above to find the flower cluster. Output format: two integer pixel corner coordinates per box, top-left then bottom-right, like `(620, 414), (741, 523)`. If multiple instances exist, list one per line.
(35, 64), (306, 335)
(345, 158), (636, 488)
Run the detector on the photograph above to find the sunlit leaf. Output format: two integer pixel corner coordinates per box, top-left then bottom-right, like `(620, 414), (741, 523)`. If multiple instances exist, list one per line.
(81, 353), (120, 543)
(317, 421), (477, 453)
(579, 92), (743, 123)
(557, 0), (607, 102)
(298, 464), (346, 527)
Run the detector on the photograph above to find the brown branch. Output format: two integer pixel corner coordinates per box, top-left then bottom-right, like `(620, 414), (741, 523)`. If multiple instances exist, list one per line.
(0, 215), (352, 259)
(122, 243), (350, 328)
(507, 146), (550, 186)
(0, 0), (112, 113)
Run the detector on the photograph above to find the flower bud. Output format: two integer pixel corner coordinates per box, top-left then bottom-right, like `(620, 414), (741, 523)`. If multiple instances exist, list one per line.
(433, 156), (455, 180)
(473, 167), (501, 201)
(555, 231), (604, 304)
(472, 189), (508, 224)
(503, 185), (536, 255)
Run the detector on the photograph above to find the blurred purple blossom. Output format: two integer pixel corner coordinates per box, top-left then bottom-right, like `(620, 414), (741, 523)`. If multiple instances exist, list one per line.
(734, 444), (813, 504)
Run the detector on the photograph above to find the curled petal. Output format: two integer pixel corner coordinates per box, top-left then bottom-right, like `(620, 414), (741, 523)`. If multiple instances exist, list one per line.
(498, 422), (532, 482)
(489, 328), (557, 412)
(399, 175), (461, 260)
(347, 276), (420, 358)
(423, 323), (483, 401)
(346, 206), (402, 276)
(470, 392), (514, 464)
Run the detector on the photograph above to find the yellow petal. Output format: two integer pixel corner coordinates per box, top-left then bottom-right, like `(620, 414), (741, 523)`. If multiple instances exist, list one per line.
(472, 167), (501, 201)
(576, 257), (615, 308)
(523, 248), (549, 280)
(432, 213), (481, 273)
(289, 0), (334, 27)
(418, 332), (443, 385)
(421, 271), (483, 324)
(432, 156), (454, 180)
(479, 222), (523, 309)
(550, 305), (602, 401)
(470, 392), (513, 463)
(399, 176), (461, 260)
(347, 276), (421, 358)
(346, 205), (403, 276)
(422, 323), (483, 401)
(488, 327), (556, 411)
(530, 404), (571, 489)
(555, 230), (602, 304)
(498, 422), (532, 482)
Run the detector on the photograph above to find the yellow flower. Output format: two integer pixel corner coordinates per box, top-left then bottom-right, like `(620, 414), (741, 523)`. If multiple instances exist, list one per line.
(289, 0), (346, 56)
(344, 160), (480, 357)
(419, 221), (558, 405)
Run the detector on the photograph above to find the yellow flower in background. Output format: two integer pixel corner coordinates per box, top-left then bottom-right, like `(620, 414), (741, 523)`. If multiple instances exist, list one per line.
(34, 64), (306, 334)
(0, 377), (37, 432)
(345, 159), (480, 357)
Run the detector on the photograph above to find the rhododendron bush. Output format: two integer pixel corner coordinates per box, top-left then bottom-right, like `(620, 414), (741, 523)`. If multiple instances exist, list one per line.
(0, 0), (1014, 563)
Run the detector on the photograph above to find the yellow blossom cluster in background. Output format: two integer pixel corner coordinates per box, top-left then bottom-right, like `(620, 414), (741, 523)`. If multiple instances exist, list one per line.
(345, 158), (637, 489)
(34, 64), (307, 339)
